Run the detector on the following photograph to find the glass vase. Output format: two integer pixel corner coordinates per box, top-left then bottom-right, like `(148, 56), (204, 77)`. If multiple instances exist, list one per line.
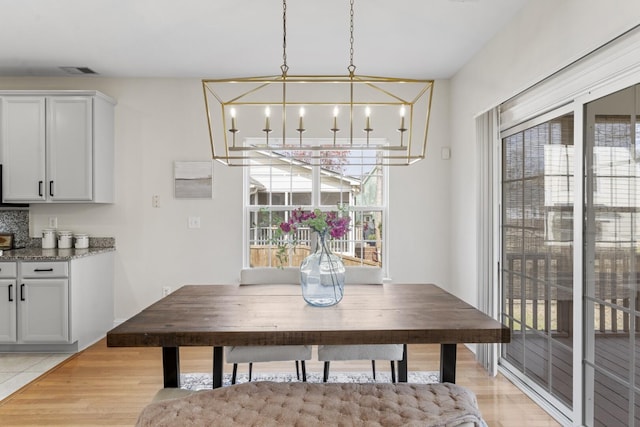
(300, 230), (345, 307)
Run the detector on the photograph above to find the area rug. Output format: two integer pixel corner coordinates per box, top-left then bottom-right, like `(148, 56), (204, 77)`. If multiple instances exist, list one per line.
(180, 371), (440, 390)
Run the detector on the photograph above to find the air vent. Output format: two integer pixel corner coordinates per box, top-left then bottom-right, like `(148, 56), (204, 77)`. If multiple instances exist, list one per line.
(59, 66), (98, 75)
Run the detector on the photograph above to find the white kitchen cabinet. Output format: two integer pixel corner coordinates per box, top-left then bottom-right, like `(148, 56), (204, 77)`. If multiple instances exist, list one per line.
(19, 278), (69, 343)
(0, 279), (17, 342)
(0, 261), (69, 344)
(0, 252), (114, 352)
(0, 91), (115, 203)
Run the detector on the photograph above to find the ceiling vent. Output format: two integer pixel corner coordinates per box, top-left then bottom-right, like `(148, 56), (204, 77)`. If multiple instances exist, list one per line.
(59, 66), (98, 75)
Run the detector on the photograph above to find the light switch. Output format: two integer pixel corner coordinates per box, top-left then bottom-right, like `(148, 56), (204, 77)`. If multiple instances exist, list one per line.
(188, 216), (201, 229)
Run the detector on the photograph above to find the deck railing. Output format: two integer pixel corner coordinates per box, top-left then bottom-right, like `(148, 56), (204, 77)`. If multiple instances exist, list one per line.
(504, 249), (640, 335)
(249, 225), (380, 267)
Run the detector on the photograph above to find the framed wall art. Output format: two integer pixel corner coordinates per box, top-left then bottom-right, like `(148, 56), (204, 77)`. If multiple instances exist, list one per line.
(174, 161), (213, 199)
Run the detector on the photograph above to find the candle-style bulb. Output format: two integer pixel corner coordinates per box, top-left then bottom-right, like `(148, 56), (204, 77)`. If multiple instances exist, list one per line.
(332, 106), (339, 131)
(230, 108), (237, 130)
(400, 106), (406, 130)
(298, 107), (305, 130)
(264, 107), (271, 130)
(365, 107), (371, 130)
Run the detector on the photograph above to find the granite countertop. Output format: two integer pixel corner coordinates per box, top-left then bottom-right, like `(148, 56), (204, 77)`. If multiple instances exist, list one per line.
(0, 246), (115, 261)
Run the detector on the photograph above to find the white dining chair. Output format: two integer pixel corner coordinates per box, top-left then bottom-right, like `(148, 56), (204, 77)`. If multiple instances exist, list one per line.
(224, 267), (313, 384)
(317, 266), (405, 382)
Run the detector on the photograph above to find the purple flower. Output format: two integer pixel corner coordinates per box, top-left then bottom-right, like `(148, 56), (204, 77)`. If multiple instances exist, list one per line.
(327, 216), (350, 239)
(280, 207), (350, 239)
(280, 222), (291, 233)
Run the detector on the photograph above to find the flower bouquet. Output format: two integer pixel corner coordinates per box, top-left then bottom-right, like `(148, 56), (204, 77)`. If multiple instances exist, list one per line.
(276, 207), (351, 306)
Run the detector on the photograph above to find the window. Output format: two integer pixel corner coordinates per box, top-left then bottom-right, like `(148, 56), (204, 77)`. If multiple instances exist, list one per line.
(244, 142), (387, 270)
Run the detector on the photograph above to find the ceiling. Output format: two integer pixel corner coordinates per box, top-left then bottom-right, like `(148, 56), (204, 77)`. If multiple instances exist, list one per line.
(0, 0), (529, 79)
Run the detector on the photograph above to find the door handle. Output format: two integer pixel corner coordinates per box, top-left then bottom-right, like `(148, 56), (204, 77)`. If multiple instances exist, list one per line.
(39, 181), (43, 197)
(34, 268), (54, 272)
(49, 180), (54, 197)
(8, 284), (12, 302)
(20, 284), (25, 301)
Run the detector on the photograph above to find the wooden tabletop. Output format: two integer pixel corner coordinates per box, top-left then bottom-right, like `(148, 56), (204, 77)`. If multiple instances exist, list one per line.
(107, 283), (510, 348)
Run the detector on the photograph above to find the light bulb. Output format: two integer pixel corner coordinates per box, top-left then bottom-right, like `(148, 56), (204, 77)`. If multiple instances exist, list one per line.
(264, 107), (270, 130)
(365, 107), (371, 130)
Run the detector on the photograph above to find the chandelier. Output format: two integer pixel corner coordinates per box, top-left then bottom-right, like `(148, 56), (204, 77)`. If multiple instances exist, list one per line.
(202, 0), (434, 167)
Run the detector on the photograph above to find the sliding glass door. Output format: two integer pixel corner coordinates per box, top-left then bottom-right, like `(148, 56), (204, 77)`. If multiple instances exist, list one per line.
(501, 112), (575, 410)
(499, 83), (640, 425)
(584, 84), (640, 427)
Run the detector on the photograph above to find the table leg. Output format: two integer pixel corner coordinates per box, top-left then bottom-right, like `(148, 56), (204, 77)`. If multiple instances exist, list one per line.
(162, 347), (180, 388)
(397, 344), (408, 382)
(213, 346), (223, 389)
(440, 344), (457, 383)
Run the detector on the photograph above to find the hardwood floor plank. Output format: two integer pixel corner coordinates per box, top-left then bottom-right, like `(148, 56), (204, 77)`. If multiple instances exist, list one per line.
(0, 339), (560, 426)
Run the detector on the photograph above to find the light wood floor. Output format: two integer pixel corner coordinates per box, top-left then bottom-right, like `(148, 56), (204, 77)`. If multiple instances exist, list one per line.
(0, 339), (561, 426)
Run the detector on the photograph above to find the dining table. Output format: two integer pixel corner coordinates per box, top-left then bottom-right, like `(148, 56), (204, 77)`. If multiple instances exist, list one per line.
(106, 283), (510, 388)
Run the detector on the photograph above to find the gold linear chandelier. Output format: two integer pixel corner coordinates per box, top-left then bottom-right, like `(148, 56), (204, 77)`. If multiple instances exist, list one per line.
(202, 0), (434, 167)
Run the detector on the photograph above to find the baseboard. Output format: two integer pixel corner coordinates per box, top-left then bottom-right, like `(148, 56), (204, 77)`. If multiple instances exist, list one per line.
(0, 341), (78, 353)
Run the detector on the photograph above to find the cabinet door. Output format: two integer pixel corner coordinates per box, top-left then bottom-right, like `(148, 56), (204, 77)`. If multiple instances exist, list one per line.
(0, 280), (17, 343)
(0, 97), (47, 202)
(18, 279), (69, 343)
(47, 97), (93, 201)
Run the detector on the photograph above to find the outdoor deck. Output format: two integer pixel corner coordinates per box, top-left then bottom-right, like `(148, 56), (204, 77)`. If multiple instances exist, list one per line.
(506, 331), (639, 427)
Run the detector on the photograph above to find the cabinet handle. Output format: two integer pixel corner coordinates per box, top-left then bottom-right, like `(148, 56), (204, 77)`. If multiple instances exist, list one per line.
(8, 284), (12, 302)
(20, 284), (25, 301)
(49, 181), (54, 197)
(39, 181), (43, 197)
(34, 268), (54, 272)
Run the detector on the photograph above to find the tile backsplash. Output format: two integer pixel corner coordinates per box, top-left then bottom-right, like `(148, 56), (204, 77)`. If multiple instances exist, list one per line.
(0, 209), (29, 248)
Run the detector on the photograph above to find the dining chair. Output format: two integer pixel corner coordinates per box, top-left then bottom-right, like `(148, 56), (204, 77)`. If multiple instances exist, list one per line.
(224, 267), (312, 384)
(317, 266), (405, 382)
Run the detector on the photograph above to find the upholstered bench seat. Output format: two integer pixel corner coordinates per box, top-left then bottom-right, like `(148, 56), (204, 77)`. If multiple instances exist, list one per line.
(137, 381), (487, 427)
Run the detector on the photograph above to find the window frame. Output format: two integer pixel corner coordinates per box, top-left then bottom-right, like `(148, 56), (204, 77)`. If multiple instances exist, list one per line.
(242, 153), (389, 275)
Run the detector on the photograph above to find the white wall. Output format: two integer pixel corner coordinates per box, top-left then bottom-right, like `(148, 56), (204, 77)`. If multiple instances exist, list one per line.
(449, 0), (640, 305)
(0, 76), (451, 320)
(389, 80), (451, 285)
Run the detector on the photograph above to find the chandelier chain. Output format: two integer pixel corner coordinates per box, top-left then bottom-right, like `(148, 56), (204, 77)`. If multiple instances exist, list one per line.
(348, 0), (356, 75)
(281, 0), (289, 76)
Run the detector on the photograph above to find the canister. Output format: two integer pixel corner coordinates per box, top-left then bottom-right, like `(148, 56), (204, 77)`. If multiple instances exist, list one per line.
(57, 230), (73, 249)
(42, 229), (57, 249)
(74, 233), (89, 249)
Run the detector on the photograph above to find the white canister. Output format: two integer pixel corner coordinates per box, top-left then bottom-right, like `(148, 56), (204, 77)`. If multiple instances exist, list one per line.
(57, 230), (73, 249)
(42, 229), (57, 249)
(74, 233), (89, 249)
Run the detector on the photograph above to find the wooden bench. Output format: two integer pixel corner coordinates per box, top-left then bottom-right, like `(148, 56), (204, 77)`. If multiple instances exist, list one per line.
(137, 381), (487, 426)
